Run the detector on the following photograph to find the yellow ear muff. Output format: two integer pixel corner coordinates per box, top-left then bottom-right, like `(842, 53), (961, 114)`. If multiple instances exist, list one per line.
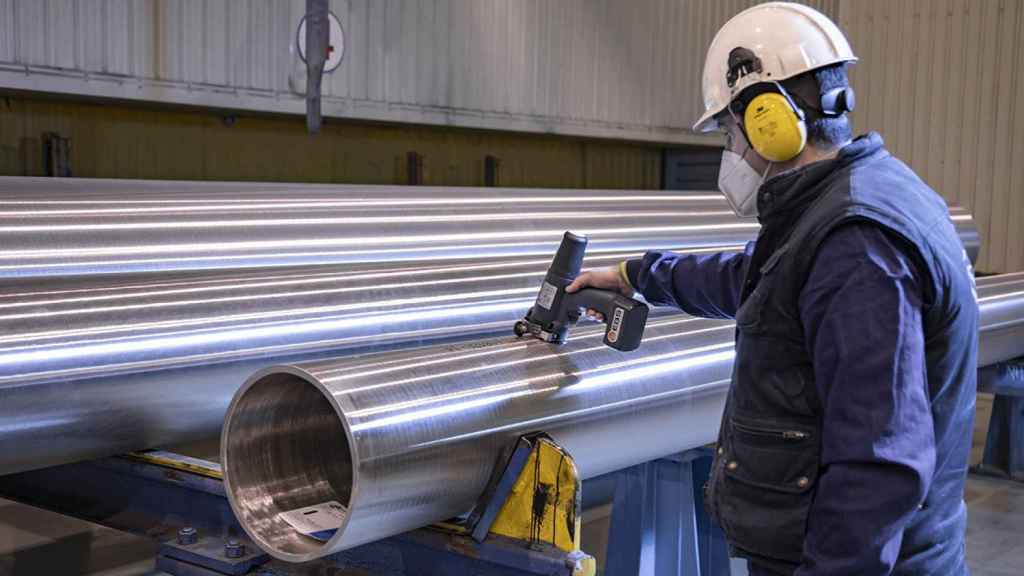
(744, 92), (807, 163)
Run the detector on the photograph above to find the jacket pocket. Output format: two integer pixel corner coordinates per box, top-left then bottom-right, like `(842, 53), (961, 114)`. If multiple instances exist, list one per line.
(735, 288), (763, 332)
(715, 416), (819, 564)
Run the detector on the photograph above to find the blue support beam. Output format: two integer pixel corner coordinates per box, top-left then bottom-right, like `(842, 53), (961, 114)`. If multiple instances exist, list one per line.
(0, 446), (729, 575)
(604, 448), (730, 576)
(976, 361), (1024, 482)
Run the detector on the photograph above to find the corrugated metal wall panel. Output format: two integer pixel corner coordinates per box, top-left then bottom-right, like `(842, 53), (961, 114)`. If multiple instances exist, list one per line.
(131, 0), (156, 79)
(0, 0), (758, 144)
(15, 0), (42, 65)
(4, 0), (833, 140)
(988, 0), (1019, 271)
(0, 1), (12, 63)
(106, 0), (132, 75)
(839, 0), (1024, 272)
(1007, 2), (1024, 272)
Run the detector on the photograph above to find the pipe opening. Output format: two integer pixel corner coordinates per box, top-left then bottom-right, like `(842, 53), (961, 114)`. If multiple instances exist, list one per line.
(223, 372), (353, 559)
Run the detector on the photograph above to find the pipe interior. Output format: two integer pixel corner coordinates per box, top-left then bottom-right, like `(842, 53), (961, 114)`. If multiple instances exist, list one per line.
(223, 373), (353, 557)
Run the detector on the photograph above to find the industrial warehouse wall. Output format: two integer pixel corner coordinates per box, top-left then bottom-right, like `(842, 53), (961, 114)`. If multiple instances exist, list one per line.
(0, 0), (833, 146)
(837, 0), (1024, 274)
(0, 94), (661, 189)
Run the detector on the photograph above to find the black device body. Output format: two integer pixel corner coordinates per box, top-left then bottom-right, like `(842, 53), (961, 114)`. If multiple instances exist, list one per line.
(514, 232), (648, 352)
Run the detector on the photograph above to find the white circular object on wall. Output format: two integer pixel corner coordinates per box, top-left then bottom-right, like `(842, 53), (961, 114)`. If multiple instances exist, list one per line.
(297, 11), (345, 73)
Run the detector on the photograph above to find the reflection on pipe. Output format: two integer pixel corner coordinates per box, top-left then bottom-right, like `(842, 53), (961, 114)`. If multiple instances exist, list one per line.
(0, 177), (978, 277)
(0, 177), (753, 278)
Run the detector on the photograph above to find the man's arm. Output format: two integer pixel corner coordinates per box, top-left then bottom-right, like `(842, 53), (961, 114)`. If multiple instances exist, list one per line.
(796, 223), (934, 576)
(622, 242), (755, 319)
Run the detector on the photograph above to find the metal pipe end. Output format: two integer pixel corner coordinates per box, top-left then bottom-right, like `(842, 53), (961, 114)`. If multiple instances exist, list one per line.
(221, 367), (356, 563)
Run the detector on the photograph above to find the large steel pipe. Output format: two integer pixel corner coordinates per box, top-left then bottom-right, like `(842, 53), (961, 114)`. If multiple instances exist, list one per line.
(0, 176), (978, 278)
(222, 273), (1024, 562)
(978, 271), (1024, 366)
(0, 177), (748, 278)
(0, 250), (704, 475)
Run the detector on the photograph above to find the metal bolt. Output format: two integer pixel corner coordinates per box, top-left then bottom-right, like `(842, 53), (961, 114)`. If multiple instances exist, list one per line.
(717, 446), (724, 455)
(726, 460), (738, 471)
(224, 539), (245, 558)
(797, 476), (810, 488)
(177, 526), (198, 546)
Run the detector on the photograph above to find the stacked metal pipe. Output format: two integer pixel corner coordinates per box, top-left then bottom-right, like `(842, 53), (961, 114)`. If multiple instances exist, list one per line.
(221, 273), (1024, 562)
(0, 177), (764, 474)
(0, 176), (978, 277)
(0, 177), (754, 278)
(0, 252), (688, 474)
(0, 176), (985, 482)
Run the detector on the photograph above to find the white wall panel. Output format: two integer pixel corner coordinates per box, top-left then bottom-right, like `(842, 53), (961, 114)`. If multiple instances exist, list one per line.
(4, 0), (792, 145)
(0, 1), (12, 63)
(132, 0), (157, 79)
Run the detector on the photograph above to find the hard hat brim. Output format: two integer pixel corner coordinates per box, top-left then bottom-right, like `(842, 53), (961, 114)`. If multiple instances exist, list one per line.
(693, 108), (725, 133)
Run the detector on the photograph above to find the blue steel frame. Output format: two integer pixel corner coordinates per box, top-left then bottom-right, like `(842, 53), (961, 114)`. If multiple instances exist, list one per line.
(0, 447), (729, 575)
(602, 448), (731, 576)
(975, 361), (1024, 482)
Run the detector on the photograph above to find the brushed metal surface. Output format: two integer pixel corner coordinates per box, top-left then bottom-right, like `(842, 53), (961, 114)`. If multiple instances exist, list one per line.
(222, 315), (734, 562)
(0, 177), (979, 277)
(222, 273), (1024, 562)
(0, 177), (749, 278)
(977, 272), (1024, 367)
(0, 250), (698, 476)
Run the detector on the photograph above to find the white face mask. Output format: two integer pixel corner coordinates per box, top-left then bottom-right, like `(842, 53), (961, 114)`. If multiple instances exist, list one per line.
(717, 149), (771, 218)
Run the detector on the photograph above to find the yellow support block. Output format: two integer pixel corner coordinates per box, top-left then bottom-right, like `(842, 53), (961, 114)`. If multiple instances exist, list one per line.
(488, 437), (581, 554)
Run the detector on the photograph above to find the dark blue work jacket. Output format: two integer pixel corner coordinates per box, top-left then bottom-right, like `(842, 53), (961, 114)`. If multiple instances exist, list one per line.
(627, 133), (978, 575)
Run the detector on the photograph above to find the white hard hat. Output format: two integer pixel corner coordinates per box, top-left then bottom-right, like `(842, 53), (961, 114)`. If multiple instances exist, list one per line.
(693, 2), (857, 133)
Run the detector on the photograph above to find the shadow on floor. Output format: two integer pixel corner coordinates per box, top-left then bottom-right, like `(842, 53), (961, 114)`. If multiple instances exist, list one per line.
(0, 498), (158, 576)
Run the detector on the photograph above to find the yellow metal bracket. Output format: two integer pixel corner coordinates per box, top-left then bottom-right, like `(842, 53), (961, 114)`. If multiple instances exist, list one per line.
(124, 450), (223, 479)
(466, 432), (596, 576)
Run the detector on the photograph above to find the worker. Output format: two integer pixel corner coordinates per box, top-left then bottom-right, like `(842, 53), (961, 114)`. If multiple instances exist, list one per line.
(568, 3), (978, 575)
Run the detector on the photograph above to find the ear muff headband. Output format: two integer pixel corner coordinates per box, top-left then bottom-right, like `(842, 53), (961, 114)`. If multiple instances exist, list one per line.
(743, 84), (807, 163)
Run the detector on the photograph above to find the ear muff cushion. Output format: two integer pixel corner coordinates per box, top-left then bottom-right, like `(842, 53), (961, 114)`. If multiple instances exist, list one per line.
(744, 92), (807, 163)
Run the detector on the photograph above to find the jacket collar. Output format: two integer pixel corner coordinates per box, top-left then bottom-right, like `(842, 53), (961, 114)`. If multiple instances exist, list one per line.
(756, 132), (887, 224)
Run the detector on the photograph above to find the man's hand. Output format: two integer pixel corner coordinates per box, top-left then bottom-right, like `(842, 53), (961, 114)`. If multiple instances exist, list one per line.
(565, 266), (634, 322)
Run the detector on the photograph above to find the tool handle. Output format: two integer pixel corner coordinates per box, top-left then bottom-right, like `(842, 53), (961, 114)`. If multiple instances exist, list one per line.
(549, 231), (587, 281)
(567, 288), (648, 351)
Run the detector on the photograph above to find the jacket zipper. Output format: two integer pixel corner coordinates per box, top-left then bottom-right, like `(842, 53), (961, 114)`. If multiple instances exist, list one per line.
(732, 421), (810, 442)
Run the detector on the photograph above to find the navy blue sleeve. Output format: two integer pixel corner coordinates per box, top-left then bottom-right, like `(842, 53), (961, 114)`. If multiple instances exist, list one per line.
(795, 223), (933, 576)
(623, 242), (754, 319)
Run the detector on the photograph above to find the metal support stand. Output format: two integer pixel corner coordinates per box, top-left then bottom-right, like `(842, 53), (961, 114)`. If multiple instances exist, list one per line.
(975, 361), (1024, 482)
(604, 448), (731, 576)
(0, 446), (728, 575)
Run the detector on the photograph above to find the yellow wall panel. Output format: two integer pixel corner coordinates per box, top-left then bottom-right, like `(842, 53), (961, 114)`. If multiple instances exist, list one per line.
(0, 94), (662, 190)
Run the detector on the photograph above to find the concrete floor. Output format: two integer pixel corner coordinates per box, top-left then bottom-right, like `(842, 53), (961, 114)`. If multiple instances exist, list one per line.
(963, 394), (1024, 576)
(0, 393), (1021, 576)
